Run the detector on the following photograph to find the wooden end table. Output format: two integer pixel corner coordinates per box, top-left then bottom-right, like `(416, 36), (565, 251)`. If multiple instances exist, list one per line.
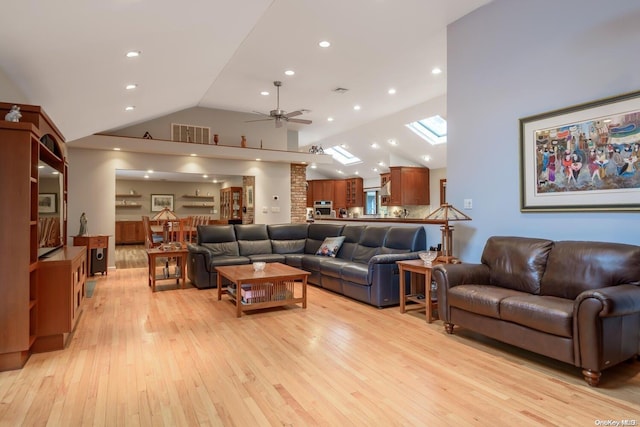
(146, 244), (188, 292)
(216, 263), (309, 317)
(397, 259), (439, 323)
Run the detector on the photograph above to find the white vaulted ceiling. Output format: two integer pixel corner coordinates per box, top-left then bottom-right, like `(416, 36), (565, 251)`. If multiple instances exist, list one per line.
(0, 0), (491, 180)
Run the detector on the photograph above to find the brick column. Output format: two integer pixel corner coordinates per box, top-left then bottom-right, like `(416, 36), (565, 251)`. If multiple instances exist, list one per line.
(290, 164), (307, 224)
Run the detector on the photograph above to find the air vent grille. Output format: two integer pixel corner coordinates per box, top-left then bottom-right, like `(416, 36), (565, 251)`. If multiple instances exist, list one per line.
(171, 123), (211, 144)
(333, 87), (349, 94)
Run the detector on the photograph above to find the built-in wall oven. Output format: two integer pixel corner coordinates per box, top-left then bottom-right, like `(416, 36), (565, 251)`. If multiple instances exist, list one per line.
(313, 200), (334, 218)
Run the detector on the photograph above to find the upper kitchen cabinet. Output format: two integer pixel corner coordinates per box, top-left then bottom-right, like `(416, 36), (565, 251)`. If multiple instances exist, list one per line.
(381, 166), (430, 206)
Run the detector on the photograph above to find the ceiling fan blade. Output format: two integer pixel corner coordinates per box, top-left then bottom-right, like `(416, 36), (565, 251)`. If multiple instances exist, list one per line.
(245, 118), (274, 123)
(284, 110), (302, 118)
(288, 118), (312, 125)
(251, 110), (271, 117)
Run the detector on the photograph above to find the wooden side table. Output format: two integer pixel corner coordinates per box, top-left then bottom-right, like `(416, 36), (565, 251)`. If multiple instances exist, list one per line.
(146, 245), (188, 292)
(73, 234), (110, 276)
(397, 259), (439, 323)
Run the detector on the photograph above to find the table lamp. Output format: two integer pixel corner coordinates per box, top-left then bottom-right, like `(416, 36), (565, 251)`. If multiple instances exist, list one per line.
(425, 203), (472, 264)
(152, 207), (179, 242)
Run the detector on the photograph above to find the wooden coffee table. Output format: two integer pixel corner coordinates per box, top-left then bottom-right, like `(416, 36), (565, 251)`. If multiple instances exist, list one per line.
(216, 262), (309, 317)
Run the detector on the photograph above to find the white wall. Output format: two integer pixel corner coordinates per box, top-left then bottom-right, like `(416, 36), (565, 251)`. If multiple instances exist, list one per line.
(0, 67), (28, 104)
(68, 148), (292, 269)
(447, 0), (640, 261)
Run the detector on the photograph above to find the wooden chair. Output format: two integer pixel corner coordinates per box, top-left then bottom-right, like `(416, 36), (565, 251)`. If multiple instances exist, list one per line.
(142, 216), (163, 249)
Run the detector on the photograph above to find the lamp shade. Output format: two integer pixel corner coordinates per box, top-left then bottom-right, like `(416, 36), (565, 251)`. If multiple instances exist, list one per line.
(425, 203), (471, 263)
(152, 207), (179, 221)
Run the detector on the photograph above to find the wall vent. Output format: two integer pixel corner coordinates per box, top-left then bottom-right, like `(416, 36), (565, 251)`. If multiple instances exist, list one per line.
(333, 87), (349, 94)
(171, 123), (211, 144)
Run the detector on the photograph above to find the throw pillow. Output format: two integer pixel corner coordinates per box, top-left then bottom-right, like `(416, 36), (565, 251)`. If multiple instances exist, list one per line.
(316, 236), (346, 258)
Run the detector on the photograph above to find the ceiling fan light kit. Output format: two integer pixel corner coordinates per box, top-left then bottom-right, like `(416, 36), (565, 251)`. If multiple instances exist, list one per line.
(246, 81), (312, 128)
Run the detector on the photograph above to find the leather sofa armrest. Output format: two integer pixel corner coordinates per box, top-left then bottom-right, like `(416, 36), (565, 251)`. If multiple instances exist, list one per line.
(369, 252), (419, 264)
(433, 263), (490, 323)
(575, 284), (640, 317)
(187, 243), (213, 265)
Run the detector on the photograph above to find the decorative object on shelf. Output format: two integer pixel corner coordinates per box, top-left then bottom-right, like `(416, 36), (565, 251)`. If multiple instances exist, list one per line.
(241, 135), (247, 148)
(213, 134), (219, 145)
(129, 188), (136, 195)
(520, 89), (640, 212)
(260, 139), (263, 149)
(195, 188), (200, 196)
(309, 145), (324, 154)
(78, 212), (88, 236)
(425, 203), (471, 264)
(4, 105), (22, 122)
(142, 131), (153, 139)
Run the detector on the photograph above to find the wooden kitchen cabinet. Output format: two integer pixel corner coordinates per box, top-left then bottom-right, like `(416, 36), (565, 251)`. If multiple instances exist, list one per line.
(115, 220), (145, 244)
(381, 166), (430, 206)
(345, 177), (363, 208)
(333, 180), (346, 210)
(308, 180), (335, 205)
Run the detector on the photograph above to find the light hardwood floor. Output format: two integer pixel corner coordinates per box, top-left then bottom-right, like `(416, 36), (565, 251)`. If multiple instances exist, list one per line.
(0, 266), (638, 426)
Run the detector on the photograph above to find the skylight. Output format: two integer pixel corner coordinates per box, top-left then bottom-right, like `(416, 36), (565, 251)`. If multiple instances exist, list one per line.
(405, 114), (447, 145)
(324, 145), (362, 165)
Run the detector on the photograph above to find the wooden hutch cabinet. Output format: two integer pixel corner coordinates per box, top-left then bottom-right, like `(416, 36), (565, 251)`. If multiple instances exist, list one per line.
(220, 187), (243, 221)
(345, 177), (363, 208)
(381, 166), (430, 206)
(0, 102), (80, 370)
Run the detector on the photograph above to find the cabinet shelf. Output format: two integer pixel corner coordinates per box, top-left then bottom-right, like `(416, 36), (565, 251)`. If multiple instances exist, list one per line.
(116, 204), (142, 208)
(115, 194), (141, 198)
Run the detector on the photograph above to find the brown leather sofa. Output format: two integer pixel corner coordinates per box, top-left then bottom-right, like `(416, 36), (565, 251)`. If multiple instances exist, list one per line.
(433, 236), (640, 386)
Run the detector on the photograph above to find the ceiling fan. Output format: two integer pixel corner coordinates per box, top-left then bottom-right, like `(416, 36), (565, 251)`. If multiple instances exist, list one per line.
(246, 81), (312, 128)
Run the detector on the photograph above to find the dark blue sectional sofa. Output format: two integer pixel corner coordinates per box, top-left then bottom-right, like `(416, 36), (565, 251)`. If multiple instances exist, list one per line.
(187, 223), (426, 307)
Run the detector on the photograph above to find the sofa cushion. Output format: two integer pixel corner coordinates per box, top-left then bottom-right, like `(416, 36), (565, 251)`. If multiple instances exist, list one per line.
(540, 240), (640, 299)
(448, 284), (526, 319)
(481, 236), (553, 294)
(197, 224), (236, 245)
(267, 223), (309, 240)
(305, 223), (344, 254)
(239, 239), (273, 256)
(202, 241), (240, 257)
(248, 254), (285, 263)
(499, 295), (573, 338)
(351, 226), (387, 264)
(320, 257), (351, 279)
(316, 236), (346, 257)
(271, 239), (306, 254)
(210, 256), (250, 268)
(234, 224), (269, 240)
(336, 225), (366, 260)
(383, 226), (426, 252)
(341, 262), (371, 285)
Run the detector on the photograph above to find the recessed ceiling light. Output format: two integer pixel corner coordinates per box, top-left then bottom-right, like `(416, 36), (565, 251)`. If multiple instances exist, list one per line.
(373, 167), (379, 172)
(260, 91), (270, 96)
(144, 175), (149, 179)
(212, 179), (218, 183)
(327, 117), (334, 122)
(432, 67), (442, 75)
(147, 169), (154, 173)
(284, 70), (295, 76)
(354, 171), (359, 175)
(371, 143), (379, 149)
(378, 161), (385, 166)
(190, 153), (197, 157)
(126, 50), (141, 58)
(422, 155), (431, 161)
(38, 165), (44, 168)
(202, 175), (208, 178)
(113, 147), (121, 151)
(388, 139), (398, 146)
(52, 171), (59, 175)
(310, 163), (317, 169)
(255, 158), (262, 161)
(353, 105), (361, 111)
(125, 84), (138, 90)
(319, 40), (331, 48)
(125, 106), (135, 111)
(388, 88), (396, 95)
